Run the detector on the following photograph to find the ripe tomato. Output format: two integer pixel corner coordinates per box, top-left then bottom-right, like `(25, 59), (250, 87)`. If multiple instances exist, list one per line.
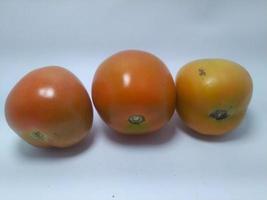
(5, 66), (93, 148)
(92, 50), (176, 134)
(176, 59), (253, 135)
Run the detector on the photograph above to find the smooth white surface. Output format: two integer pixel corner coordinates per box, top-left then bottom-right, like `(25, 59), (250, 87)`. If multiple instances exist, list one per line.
(0, 1), (267, 200)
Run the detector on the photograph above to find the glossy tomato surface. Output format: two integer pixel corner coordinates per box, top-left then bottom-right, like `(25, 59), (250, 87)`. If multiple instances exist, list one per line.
(176, 59), (253, 136)
(92, 50), (176, 134)
(5, 66), (93, 148)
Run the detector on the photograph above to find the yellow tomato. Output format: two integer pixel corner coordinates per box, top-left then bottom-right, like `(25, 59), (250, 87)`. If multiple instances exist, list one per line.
(175, 59), (253, 135)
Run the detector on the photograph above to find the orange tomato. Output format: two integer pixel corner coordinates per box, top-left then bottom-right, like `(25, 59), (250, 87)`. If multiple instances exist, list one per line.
(175, 59), (253, 135)
(5, 66), (93, 148)
(92, 50), (176, 134)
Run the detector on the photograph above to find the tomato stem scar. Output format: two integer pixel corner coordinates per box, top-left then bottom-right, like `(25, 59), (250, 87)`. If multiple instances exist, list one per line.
(209, 109), (229, 120)
(30, 131), (47, 141)
(198, 68), (206, 76)
(128, 115), (145, 125)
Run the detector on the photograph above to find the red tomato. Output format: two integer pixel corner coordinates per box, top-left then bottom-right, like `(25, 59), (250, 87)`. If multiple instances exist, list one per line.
(92, 50), (176, 134)
(5, 66), (93, 148)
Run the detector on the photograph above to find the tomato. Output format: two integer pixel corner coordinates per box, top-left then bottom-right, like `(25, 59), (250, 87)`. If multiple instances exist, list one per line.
(92, 50), (176, 134)
(5, 66), (93, 148)
(175, 59), (253, 136)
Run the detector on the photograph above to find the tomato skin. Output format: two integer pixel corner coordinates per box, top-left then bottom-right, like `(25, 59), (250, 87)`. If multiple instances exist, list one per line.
(5, 66), (93, 148)
(175, 59), (253, 135)
(92, 50), (176, 134)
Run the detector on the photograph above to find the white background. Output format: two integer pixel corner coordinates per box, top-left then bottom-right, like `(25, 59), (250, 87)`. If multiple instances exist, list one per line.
(0, 0), (266, 199)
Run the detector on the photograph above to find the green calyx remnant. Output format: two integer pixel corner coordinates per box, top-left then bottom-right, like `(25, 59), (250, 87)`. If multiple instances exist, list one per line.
(209, 109), (229, 120)
(128, 115), (145, 125)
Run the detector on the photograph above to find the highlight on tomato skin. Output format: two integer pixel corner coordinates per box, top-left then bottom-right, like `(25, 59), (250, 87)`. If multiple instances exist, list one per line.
(92, 49), (176, 135)
(5, 66), (93, 148)
(175, 58), (253, 136)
